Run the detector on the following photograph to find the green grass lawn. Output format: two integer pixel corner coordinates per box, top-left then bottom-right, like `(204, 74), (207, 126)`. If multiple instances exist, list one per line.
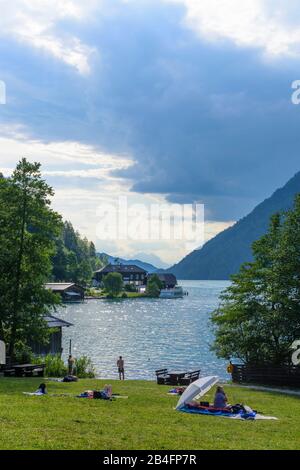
(0, 378), (299, 450)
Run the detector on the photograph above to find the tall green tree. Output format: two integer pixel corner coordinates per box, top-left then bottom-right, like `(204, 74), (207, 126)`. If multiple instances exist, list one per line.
(211, 196), (300, 365)
(0, 159), (62, 359)
(52, 221), (103, 285)
(103, 272), (123, 297)
(146, 274), (163, 298)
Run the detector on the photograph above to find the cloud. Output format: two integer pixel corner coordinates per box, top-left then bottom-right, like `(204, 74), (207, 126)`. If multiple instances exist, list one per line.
(166, 0), (300, 58)
(1, 0), (300, 248)
(0, 125), (133, 171)
(0, 125), (233, 263)
(0, 0), (99, 74)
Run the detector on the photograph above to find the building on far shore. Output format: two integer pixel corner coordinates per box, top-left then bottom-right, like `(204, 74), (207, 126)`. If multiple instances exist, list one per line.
(29, 315), (73, 356)
(93, 264), (147, 287)
(148, 273), (177, 289)
(45, 283), (85, 302)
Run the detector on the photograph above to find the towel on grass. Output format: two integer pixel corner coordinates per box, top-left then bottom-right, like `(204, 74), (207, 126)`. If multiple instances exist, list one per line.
(179, 405), (277, 420)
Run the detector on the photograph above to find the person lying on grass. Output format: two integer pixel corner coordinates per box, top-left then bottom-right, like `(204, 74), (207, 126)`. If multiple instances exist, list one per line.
(77, 384), (113, 400)
(23, 383), (47, 396)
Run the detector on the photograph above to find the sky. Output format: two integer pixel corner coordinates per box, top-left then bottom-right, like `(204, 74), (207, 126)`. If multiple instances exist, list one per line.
(1, 0), (300, 265)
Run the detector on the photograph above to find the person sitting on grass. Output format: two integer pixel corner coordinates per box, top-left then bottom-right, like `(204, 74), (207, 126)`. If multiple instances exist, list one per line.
(213, 386), (228, 409)
(36, 383), (47, 395)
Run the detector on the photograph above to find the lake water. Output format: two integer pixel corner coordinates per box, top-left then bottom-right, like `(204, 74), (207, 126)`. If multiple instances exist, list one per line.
(58, 280), (231, 380)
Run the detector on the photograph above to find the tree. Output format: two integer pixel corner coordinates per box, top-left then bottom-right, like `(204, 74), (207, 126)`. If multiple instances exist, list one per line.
(51, 238), (69, 281)
(146, 274), (163, 298)
(211, 196), (300, 365)
(0, 159), (62, 359)
(51, 221), (104, 285)
(103, 272), (123, 297)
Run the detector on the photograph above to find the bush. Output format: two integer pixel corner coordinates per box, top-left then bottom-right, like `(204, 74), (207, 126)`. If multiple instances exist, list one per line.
(125, 284), (137, 292)
(75, 356), (95, 378)
(85, 288), (102, 297)
(36, 354), (95, 378)
(146, 274), (163, 298)
(121, 292), (128, 298)
(36, 355), (67, 377)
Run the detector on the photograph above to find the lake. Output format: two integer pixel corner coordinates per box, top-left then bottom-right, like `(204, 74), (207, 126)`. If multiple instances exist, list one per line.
(58, 280), (231, 380)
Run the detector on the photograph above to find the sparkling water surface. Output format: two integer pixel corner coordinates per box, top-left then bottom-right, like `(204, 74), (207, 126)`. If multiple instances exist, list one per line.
(58, 280), (230, 380)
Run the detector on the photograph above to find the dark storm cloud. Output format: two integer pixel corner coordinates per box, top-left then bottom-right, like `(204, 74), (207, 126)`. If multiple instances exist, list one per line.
(1, 0), (300, 220)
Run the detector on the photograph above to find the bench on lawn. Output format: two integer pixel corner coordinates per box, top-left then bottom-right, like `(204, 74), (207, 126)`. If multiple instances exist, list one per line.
(155, 368), (171, 385)
(4, 363), (46, 377)
(24, 367), (45, 377)
(178, 370), (201, 386)
(3, 369), (15, 377)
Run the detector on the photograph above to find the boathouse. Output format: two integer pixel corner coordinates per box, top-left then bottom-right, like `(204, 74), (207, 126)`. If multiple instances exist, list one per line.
(45, 283), (85, 302)
(30, 315), (73, 356)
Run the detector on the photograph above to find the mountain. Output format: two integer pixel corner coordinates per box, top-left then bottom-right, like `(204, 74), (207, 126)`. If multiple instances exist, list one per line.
(134, 252), (169, 270)
(97, 253), (160, 273)
(169, 171), (300, 280)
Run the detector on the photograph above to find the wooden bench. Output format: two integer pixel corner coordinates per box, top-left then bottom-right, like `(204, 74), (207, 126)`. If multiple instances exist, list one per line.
(24, 367), (45, 377)
(14, 364), (46, 378)
(155, 368), (171, 385)
(179, 370), (201, 386)
(3, 369), (15, 377)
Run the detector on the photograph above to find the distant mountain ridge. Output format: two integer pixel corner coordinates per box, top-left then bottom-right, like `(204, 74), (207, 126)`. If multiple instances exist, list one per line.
(97, 253), (161, 273)
(168, 171), (300, 280)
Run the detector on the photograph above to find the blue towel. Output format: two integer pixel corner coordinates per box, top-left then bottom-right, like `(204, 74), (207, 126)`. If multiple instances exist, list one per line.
(179, 405), (256, 420)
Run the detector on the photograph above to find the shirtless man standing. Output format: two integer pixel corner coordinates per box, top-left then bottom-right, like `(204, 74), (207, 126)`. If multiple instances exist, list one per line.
(117, 356), (125, 380)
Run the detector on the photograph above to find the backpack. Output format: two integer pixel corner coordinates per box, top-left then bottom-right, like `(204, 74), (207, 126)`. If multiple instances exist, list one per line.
(63, 375), (78, 382)
(230, 404), (246, 414)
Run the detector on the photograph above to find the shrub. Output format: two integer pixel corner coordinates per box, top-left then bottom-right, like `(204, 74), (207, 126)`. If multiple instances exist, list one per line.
(86, 288), (102, 297)
(125, 284), (137, 292)
(36, 354), (67, 377)
(146, 274), (163, 298)
(75, 356), (95, 378)
(36, 354), (95, 378)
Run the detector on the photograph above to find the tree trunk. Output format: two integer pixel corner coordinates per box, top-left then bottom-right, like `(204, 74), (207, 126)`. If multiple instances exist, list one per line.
(8, 187), (27, 359)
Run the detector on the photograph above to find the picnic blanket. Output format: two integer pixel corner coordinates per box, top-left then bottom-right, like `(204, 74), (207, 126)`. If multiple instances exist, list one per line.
(179, 404), (277, 420)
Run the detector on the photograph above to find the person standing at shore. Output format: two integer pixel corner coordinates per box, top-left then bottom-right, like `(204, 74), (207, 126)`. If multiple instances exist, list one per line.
(68, 354), (76, 375)
(117, 356), (125, 380)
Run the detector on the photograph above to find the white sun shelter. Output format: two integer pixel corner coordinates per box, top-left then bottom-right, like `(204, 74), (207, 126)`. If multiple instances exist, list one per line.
(176, 376), (219, 410)
(0, 340), (6, 365)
